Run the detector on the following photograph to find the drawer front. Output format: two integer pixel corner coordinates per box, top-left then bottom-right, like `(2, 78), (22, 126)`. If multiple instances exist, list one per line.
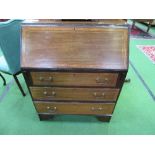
(30, 87), (119, 101)
(34, 101), (115, 115)
(30, 72), (118, 87)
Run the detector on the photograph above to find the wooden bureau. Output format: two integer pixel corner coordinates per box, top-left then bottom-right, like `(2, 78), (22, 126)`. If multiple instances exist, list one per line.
(21, 20), (129, 122)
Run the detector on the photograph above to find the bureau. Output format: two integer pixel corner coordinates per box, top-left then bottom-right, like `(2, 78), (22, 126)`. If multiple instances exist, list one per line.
(21, 20), (129, 122)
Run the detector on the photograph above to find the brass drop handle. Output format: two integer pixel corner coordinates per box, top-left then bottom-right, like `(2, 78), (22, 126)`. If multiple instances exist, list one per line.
(48, 77), (53, 81)
(96, 77), (108, 84)
(91, 107), (104, 111)
(43, 91), (48, 95)
(47, 106), (50, 110)
(43, 91), (56, 96)
(39, 76), (53, 81)
(93, 92), (105, 97)
(39, 77), (44, 81)
(46, 106), (57, 112)
(51, 91), (56, 96)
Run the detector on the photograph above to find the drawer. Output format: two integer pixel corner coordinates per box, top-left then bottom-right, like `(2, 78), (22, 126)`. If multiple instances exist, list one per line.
(30, 72), (118, 87)
(30, 87), (119, 101)
(34, 101), (115, 115)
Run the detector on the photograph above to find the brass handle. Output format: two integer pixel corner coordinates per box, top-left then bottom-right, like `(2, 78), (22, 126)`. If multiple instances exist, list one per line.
(39, 77), (44, 81)
(93, 92), (105, 97)
(48, 77), (53, 81)
(43, 91), (48, 95)
(43, 91), (56, 96)
(96, 77), (108, 84)
(46, 106), (57, 112)
(39, 76), (53, 81)
(91, 107), (104, 111)
(51, 91), (56, 96)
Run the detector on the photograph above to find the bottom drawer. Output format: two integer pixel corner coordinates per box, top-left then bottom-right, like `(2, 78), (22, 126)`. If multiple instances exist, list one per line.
(34, 101), (115, 115)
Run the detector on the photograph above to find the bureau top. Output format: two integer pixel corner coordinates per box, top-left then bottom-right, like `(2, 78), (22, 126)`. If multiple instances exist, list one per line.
(22, 19), (126, 25)
(21, 23), (129, 71)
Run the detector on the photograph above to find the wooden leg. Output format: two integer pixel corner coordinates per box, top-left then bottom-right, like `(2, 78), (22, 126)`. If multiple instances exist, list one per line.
(38, 114), (55, 121)
(96, 116), (111, 122)
(13, 74), (26, 96)
(0, 73), (6, 86)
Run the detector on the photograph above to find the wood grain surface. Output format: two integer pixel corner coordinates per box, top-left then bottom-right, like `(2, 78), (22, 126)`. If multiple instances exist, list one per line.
(30, 72), (118, 87)
(30, 87), (119, 101)
(34, 101), (115, 115)
(21, 25), (129, 70)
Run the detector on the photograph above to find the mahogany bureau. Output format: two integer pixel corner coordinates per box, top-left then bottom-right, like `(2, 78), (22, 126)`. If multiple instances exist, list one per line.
(21, 20), (129, 122)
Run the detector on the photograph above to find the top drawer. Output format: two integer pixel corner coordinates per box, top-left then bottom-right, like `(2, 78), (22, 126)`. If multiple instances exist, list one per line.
(30, 72), (118, 87)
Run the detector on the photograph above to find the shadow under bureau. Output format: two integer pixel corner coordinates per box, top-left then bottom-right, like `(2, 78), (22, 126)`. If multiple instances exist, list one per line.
(21, 20), (129, 122)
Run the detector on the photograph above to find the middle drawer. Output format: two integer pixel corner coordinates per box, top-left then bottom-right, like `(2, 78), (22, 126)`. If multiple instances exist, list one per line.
(30, 87), (119, 101)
